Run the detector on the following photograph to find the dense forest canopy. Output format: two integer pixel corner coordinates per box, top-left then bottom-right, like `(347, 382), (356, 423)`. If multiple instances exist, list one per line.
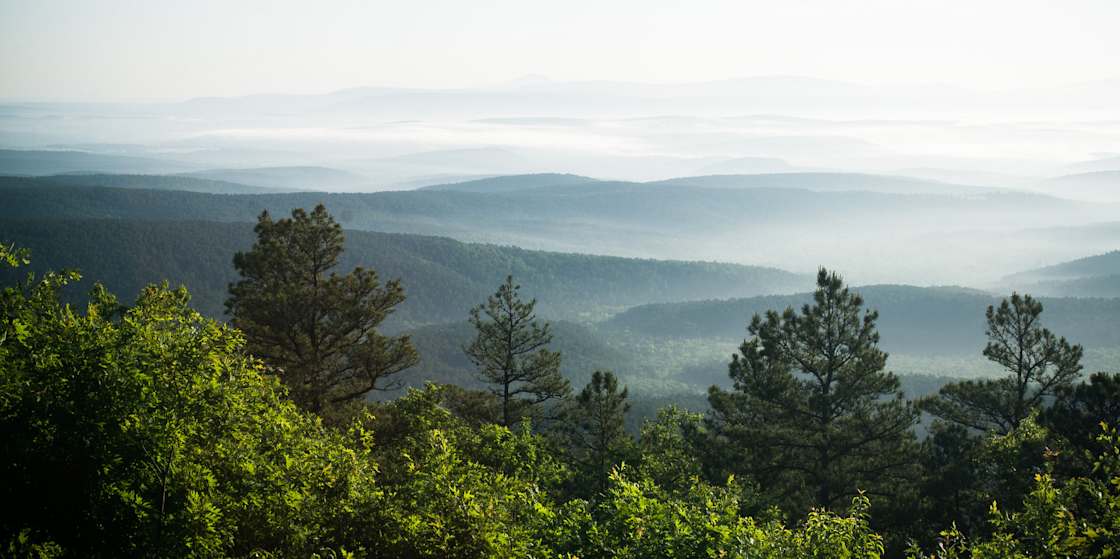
(3, 238), (1118, 558)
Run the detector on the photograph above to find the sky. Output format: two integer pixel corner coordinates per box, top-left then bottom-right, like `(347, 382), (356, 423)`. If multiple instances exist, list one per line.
(1, 0), (1119, 101)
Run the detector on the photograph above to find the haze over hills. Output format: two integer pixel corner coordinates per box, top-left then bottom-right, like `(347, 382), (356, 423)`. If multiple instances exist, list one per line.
(178, 166), (374, 191)
(652, 172), (996, 195)
(1001, 249), (1120, 298)
(602, 285), (1120, 355)
(0, 149), (201, 175)
(1063, 154), (1120, 174)
(1032, 170), (1120, 203)
(0, 217), (807, 328)
(39, 173), (292, 194)
(3, 174), (1117, 285)
(4, 77), (1120, 188)
(419, 173), (598, 193)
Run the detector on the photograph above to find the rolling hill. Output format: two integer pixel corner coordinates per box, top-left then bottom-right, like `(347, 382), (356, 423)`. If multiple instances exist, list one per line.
(1034, 170), (1120, 203)
(419, 173), (598, 193)
(2, 173), (1114, 285)
(0, 218), (806, 328)
(0, 149), (199, 175)
(653, 172), (994, 195)
(602, 284), (1120, 354)
(1002, 250), (1120, 297)
(1008, 250), (1120, 281)
(40, 173), (289, 194)
(179, 166), (373, 191)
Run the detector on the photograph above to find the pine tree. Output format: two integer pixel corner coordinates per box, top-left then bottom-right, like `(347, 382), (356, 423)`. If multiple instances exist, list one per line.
(560, 370), (634, 495)
(225, 204), (418, 416)
(921, 293), (1083, 434)
(464, 275), (570, 427)
(707, 268), (919, 512)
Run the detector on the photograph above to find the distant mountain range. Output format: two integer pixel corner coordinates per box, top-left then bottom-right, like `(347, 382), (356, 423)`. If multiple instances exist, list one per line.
(178, 166), (374, 191)
(601, 284), (1120, 354)
(1033, 171), (1120, 203)
(2, 173), (1116, 285)
(0, 149), (200, 175)
(39, 173), (291, 194)
(1002, 250), (1120, 298)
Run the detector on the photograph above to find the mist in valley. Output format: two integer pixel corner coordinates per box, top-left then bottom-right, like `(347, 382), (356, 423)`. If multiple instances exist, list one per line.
(4, 77), (1120, 287)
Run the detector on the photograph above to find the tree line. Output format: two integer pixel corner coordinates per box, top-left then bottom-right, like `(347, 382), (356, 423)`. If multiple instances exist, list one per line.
(2, 205), (1118, 558)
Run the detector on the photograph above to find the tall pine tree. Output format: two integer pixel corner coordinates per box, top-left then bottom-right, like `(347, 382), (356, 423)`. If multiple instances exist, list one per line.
(464, 275), (570, 427)
(921, 293), (1083, 434)
(708, 268), (919, 512)
(560, 370), (634, 496)
(226, 205), (418, 417)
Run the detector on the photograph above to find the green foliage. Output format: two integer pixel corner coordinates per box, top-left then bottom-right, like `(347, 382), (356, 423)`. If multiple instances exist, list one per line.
(0, 252), (380, 557)
(708, 268), (920, 512)
(0, 241), (30, 267)
(465, 275), (570, 426)
(909, 423), (1120, 559)
(635, 405), (707, 492)
(559, 370), (636, 496)
(565, 469), (885, 559)
(227, 205), (419, 417)
(921, 293), (1083, 434)
(1044, 372), (1120, 474)
(361, 385), (567, 559)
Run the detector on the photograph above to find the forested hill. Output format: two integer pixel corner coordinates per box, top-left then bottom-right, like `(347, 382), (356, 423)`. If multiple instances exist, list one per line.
(1001, 249), (1120, 298)
(652, 172), (994, 195)
(178, 166), (372, 191)
(5, 174), (1117, 290)
(0, 149), (199, 175)
(40, 173), (293, 194)
(418, 173), (598, 193)
(603, 285), (1120, 353)
(1006, 249), (1120, 281)
(0, 218), (806, 328)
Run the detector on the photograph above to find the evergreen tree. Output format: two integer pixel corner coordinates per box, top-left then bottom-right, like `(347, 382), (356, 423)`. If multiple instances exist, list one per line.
(921, 293), (1083, 434)
(225, 204), (418, 416)
(560, 370), (634, 496)
(707, 268), (919, 512)
(464, 275), (570, 427)
(1043, 371), (1120, 473)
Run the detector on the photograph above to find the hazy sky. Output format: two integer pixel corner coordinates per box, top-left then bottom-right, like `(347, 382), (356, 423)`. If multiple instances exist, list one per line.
(2, 0), (1118, 101)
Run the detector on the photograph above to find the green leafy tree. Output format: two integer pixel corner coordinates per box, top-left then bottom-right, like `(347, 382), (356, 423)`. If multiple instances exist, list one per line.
(226, 204), (418, 417)
(0, 249), (380, 557)
(363, 384), (567, 559)
(636, 405), (707, 493)
(708, 268), (919, 512)
(464, 275), (570, 427)
(560, 467), (886, 559)
(921, 293), (1083, 434)
(560, 370), (635, 496)
(908, 422), (1120, 559)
